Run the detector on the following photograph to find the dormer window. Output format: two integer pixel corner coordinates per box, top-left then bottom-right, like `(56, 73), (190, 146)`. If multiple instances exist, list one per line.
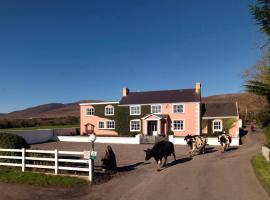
(86, 107), (94, 115)
(151, 105), (162, 114)
(105, 105), (114, 116)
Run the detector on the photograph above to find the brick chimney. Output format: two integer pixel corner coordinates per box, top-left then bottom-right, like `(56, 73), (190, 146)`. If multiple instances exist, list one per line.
(195, 82), (201, 94)
(122, 87), (130, 97)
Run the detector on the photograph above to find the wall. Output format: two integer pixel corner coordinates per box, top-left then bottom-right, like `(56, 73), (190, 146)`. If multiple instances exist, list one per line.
(80, 104), (118, 136)
(168, 135), (239, 146)
(56, 134), (141, 144)
(4, 130), (53, 144)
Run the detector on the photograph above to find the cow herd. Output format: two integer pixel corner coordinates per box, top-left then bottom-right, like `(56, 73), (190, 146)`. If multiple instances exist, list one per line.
(144, 132), (233, 171)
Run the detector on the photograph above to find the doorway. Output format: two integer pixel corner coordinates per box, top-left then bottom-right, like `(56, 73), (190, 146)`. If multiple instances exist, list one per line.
(147, 121), (157, 136)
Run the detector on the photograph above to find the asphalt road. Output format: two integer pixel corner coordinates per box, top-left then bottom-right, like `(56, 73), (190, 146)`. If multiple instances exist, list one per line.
(0, 130), (269, 200)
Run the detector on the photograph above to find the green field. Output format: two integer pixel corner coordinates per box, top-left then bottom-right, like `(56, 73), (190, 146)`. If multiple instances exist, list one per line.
(0, 124), (79, 131)
(252, 154), (270, 195)
(0, 166), (88, 187)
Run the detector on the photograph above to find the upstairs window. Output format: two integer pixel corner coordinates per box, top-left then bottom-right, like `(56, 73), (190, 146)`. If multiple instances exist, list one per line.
(172, 120), (184, 131)
(173, 104), (184, 113)
(105, 105), (114, 116)
(86, 107), (94, 115)
(130, 105), (141, 115)
(151, 105), (162, 114)
(213, 120), (222, 132)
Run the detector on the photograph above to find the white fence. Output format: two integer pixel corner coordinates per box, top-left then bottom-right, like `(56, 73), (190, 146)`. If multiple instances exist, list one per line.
(0, 148), (93, 181)
(56, 135), (141, 144)
(168, 135), (239, 146)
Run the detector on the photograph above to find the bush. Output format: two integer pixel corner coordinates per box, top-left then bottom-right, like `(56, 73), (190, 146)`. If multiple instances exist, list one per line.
(0, 132), (29, 149)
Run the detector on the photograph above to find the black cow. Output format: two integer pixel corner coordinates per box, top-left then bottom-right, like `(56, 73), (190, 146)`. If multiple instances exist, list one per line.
(144, 140), (176, 171)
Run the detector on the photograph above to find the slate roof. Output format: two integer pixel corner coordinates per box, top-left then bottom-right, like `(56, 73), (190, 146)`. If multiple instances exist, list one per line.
(202, 102), (238, 118)
(119, 89), (200, 105)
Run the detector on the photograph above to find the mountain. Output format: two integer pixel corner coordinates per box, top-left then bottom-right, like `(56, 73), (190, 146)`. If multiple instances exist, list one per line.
(0, 100), (102, 119)
(0, 93), (267, 119)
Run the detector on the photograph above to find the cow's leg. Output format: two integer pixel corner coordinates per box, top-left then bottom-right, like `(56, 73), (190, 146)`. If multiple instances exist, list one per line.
(157, 159), (162, 171)
(163, 156), (167, 167)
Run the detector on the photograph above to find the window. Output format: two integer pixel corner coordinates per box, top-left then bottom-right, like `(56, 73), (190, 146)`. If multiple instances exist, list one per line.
(86, 107), (94, 115)
(130, 105), (141, 115)
(130, 120), (141, 132)
(99, 121), (105, 129)
(173, 104), (184, 113)
(106, 120), (115, 129)
(213, 120), (222, 132)
(151, 105), (162, 114)
(172, 120), (184, 131)
(105, 105), (114, 115)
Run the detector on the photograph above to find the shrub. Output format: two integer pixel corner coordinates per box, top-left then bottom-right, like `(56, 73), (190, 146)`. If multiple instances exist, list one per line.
(0, 132), (29, 149)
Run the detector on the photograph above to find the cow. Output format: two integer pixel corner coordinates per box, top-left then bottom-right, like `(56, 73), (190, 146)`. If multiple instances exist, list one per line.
(144, 140), (176, 171)
(184, 135), (207, 157)
(217, 132), (232, 153)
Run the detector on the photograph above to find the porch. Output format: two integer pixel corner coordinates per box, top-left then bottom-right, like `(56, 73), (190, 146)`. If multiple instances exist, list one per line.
(141, 114), (170, 136)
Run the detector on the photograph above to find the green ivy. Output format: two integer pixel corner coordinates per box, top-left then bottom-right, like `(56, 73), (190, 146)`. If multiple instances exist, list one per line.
(92, 104), (151, 136)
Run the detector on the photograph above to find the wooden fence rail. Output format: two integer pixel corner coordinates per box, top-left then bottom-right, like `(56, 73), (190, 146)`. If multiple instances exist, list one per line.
(0, 148), (93, 181)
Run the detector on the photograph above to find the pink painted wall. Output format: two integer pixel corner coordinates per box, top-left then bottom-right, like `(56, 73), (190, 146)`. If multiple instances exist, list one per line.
(80, 105), (118, 136)
(141, 102), (200, 136)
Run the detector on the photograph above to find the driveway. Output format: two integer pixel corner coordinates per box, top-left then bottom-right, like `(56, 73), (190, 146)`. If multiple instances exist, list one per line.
(0, 130), (269, 200)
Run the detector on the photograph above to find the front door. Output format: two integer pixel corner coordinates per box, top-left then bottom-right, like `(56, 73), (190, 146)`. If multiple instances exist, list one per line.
(147, 121), (157, 136)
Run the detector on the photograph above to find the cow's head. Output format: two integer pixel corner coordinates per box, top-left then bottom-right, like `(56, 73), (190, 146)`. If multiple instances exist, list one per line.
(144, 149), (152, 161)
(184, 135), (194, 147)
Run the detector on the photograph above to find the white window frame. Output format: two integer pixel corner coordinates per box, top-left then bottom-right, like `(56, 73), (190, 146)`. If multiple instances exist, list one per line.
(106, 120), (115, 129)
(130, 119), (141, 132)
(151, 104), (162, 114)
(172, 104), (184, 113)
(98, 121), (105, 129)
(213, 119), (222, 132)
(130, 105), (141, 115)
(85, 107), (94, 116)
(172, 120), (185, 131)
(105, 105), (114, 116)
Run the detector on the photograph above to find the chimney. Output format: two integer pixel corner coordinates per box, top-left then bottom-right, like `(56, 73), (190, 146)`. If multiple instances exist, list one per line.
(195, 82), (201, 94)
(122, 87), (129, 97)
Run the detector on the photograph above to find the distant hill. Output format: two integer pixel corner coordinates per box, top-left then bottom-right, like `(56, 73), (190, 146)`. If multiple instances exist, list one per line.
(203, 93), (267, 117)
(0, 100), (102, 119)
(0, 93), (267, 119)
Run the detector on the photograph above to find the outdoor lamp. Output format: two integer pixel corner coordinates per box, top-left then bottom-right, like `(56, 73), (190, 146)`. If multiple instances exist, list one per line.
(89, 133), (96, 151)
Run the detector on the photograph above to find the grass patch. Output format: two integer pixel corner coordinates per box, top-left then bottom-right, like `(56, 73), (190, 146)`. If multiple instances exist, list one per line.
(252, 154), (270, 194)
(0, 167), (88, 187)
(0, 124), (79, 131)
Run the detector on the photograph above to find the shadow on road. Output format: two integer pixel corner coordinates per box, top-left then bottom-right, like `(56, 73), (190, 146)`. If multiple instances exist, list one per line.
(204, 147), (218, 154)
(227, 146), (238, 151)
(168, 157), (193, 167)
(117, 162), (145, 172)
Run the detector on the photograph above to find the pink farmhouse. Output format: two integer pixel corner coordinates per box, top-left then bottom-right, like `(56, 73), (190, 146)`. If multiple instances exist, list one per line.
(80, 83), (240, 138)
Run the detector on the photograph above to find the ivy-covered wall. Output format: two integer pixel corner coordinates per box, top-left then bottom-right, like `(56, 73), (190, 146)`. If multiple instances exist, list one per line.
(92, 104), (151, 136)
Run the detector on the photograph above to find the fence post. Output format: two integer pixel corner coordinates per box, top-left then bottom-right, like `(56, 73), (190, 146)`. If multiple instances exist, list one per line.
(89, 159), (92, 182)
(55, 149), (58, 175)
(22, 148), (25, 172)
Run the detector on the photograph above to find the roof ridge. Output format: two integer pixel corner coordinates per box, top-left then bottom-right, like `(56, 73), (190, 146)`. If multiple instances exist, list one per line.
(130, 88), (195, 93)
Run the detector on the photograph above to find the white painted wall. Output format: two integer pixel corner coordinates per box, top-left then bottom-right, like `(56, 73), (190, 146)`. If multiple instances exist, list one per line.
(56, 134), (141, 144)
(5, 130), (53, 144)
(169, 135), (239, 146)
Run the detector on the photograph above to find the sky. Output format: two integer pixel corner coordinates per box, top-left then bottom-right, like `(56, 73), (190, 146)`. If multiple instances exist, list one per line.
(0, 0), (264, 113)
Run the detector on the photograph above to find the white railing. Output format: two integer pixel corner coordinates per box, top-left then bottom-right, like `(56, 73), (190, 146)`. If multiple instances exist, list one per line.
(0, 148), (93, 181)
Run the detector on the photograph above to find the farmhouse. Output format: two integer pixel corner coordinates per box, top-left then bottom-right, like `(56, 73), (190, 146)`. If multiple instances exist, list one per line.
(80, 83), (240, 138)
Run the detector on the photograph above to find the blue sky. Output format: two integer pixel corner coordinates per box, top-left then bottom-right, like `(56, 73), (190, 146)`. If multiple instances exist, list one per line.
(0, 0), (264, 113)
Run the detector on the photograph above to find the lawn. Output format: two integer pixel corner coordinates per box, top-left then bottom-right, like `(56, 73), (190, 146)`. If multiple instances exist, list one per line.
(0, 124), (79, 131)
(0, 166), (88, 187)
(252, 154), (270, 195)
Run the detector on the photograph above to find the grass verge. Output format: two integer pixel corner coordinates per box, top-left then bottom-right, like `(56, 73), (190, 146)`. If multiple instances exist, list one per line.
(0, 124), (79, 131)
(252, 154), (270, 195)
(0, 167), (88, 187)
